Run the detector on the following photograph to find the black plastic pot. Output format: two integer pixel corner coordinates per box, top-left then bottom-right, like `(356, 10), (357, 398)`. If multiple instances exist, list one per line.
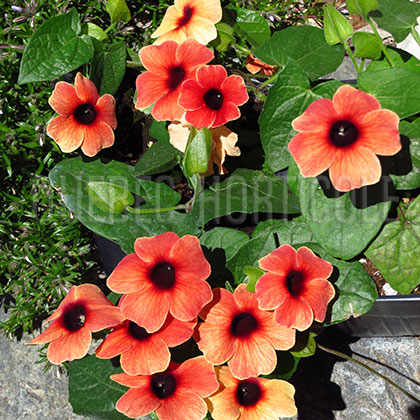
(336, 294), (420, 337)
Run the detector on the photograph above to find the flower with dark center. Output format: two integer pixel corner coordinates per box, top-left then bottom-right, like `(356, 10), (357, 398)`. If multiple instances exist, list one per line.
(27, 284), (124, 364)
(111, 356), (218, 420)
(151, 0), (222, 45)
(107, 232), (212, 333)
(96, 313), (196, 376)
(47, 72), (117, 157)
(135, 38), (213, 121)
(288, 84), (401, 192)
(194, 284), (295, 380)
(256, 244), (335, 332)
(179, 65), (249, 130)
(207, 366), (297, 420)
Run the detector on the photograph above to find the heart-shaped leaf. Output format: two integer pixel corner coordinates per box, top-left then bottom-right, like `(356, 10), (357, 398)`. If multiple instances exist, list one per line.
(323, 4), (353, 45)
(233, 8), (270, 47)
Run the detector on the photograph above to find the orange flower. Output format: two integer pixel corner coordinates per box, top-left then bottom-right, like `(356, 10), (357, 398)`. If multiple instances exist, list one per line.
(27, 284), (124, 364)
(111, 356), (219, 420)
(179, 65), (249, 129)
(168, 117), (241, 175)
(47, 73), (117, 157)
(107, 232), (212, 333)
(135, 38), (213, 121)
(245, 54), (277, 76)
(151, 0), (222, 45)
(194, 284), (295, 380)
(95, 309), (196, 375)
(288, 84), (401, 192)
(256, 245), (335, 332)
(207, 366), (297, 420)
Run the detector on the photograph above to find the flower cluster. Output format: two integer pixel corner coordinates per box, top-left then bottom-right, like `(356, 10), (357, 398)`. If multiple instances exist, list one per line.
(29, 230), (336, 420)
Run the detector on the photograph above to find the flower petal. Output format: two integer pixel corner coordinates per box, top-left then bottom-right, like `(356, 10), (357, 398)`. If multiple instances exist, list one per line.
(288, 131), (337, 178)
(291, 98), (337, 133)
(46, 327), (91, 364)
(274, 296), (313, 332)
(213, 102), (241, 127)
(155, 315), (196, 347)
(95, 324), (132, 358)
(221, 75), (249, 106)
(156, 389), (208, 420)
(120, 286), (170, 333)
(296, 246), (333, 281)
(152, 88), (185, 121)
(48, 81), (80, 116)
(115, 387), (159, 418)
(134, 232), (180, 264)
(258, 312), (296, 351)
(258, 244), (297, 275)
(176, 37), (214, 69)
(199, 288), (237, 323)
(80, 121), (115, 157)
(328, 146), (382, 191)
(139, 41), (178, 75)
(179, 79), (205, 111)
(183, 15), (218, 45)
(27, 320), (65, 345)
(96, 94), (117, 129)
(178, 0), (222, 23)
(206, 385), (241, 420)
(168, 120), (191, 153)
(184, 107), (217, 129)
(359, 109), (401, 156)
(196, 65), (227, 91)
(85, 304), (124, 332)
(74, 72), (99, 104)
(151, 5), (181, 39)
(47, 115), (84, 153)
(173, 356), (219, 397)
(135, 72), (168, 109)
(111, 372), (150, 388)
(300, 279), (335, 323)
(170, 235), (211, 279)
(107, 253), (150, 294)
(333, 85), (380, 120)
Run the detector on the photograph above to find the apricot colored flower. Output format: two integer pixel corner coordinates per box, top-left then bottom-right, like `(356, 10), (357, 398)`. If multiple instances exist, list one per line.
(107, 232), (212, 333)
(151, 0), (222, 45)
(111, 356), (219, 420)
(47, 72), (117, 157)
(168, 117), (241, 175)
(256, 245), (335, 332)
(288, 84), (401, 192)
(27, 284), (124, 364)
(245, 54), (277, 76)
(95, 310), (196, 375)
(135, 38), (213, 121)
(207, 366), (297, 420)
(178, 65), (249, 130)
(194, 284), (295, 380)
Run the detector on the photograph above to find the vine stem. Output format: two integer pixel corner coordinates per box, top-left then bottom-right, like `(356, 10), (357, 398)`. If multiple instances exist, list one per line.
(342, 42), (362, 74)
(367, 16), (395, 67)
(125, 204), (189, 214)
(317, 343), (420, 406)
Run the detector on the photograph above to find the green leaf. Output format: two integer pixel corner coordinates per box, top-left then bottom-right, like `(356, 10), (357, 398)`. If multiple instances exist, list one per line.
(86, 181), (134, 214)
(199, 227), (249, 261)
(233, 8), (271, 48)
(353, 32), (382, 59)
(390, 120), (420, 190)
(82, 22), (108, 41)
(210, 22), (236, 52)
(370, 0), (420, 43)
(184, 128), (212, 176)
(244, 266), (264, 292)
(323, 4), (353, 45)
(91, 41), (126, 96)
(298, 175), (391, 259)
(105, 0), (131, 24)
(366, 195), (420, 294)
(253, 25), (344, 81)
(358, 67), (420, 119)
(290, 332), (317, 358)
(191, 168), (300, 227)
(226, 220), (314, 284)
(347, 0), (378, 19)
(366, 47), (420, 73)
(49, 158), (200, 253)
(68, 355), (129, 420)
(259, 62), (323, 172)
(18, 9), (94, 84)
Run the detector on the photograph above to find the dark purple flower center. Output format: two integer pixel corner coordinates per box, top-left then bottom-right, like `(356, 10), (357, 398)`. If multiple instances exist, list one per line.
(151, 372), (177, 399)
(128, 321), (151, 341)
(168, 66), (186, 90)
(230, 312), (258, 337)
(176, 5), (193, 29)
(236, 380), (262, 407)
(286, 270), (305, 297)
(329, 120), (359, 147)
(149, 262), (176, 290)
(63, 303), (86, 332)
(204, 89), (224, 110)
(74, 103), (97, 125)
